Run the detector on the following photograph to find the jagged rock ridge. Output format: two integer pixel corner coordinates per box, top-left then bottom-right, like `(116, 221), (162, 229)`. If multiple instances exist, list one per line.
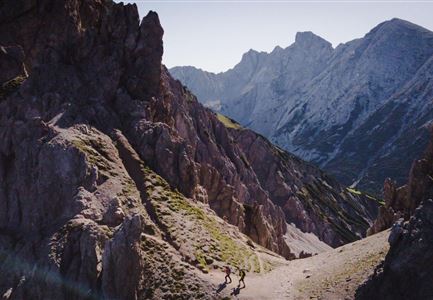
(0, 0), (377, 298)
(355, 128), (433, 300)
(367, 128), (433, 234)
(356, 199), (433, 300)
(170, 19), (433, 194)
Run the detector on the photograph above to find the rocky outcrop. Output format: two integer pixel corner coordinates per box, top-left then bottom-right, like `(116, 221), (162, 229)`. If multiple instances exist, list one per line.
(233, 129), (378, 246)
(0, 45), (27, 84)
(171, 18), (433, 194)
(367, 128), (433, 235)
(0, 0), (378, 298)
(356, 129), (433, 299)
(356, 199), (433, 300)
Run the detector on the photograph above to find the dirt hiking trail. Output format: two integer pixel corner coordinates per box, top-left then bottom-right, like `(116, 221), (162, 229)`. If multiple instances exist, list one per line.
(205, 230), (389, 299)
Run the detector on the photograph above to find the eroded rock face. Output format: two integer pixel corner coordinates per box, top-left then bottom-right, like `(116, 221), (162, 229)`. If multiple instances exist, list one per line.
(356, 199), (433, 300)
(367, 129), (433, 235)
(233, 130), (378, 246)
(357, 132), (433, 300)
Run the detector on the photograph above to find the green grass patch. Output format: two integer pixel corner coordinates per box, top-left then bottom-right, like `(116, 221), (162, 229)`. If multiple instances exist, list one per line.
(148, 174), (253, 269)
(347, 187), (385, 206)
(346, 187), (362, 195)
(217, 113), (242, 130)
(168, 194), (252, 268)
(251, 254), (260, 273)
(121, 177), (138, 197)
(366, 194), (385, 206)
(195, 249), (208, 270)
(72, 138), (112, 173)
(0, 75), (26, 101)
(142, 164), (262, 272)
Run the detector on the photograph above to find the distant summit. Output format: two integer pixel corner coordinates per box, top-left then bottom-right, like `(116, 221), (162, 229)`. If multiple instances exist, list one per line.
(170, 18), (433, 194)
(294, 31), (332, 49)
(374, 17), (432, 33)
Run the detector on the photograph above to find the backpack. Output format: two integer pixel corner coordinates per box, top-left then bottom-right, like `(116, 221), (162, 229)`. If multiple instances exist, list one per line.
(240, 270), (246, 278)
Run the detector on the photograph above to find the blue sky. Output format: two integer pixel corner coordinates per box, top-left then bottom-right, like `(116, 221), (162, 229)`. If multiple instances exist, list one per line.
(117, 1), (433, 73)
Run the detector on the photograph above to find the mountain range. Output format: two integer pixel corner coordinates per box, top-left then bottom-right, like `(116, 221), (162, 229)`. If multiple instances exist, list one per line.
(170, 18), (433, 194)
(3, 0), (433, 298)
(0, 0), (379, 298)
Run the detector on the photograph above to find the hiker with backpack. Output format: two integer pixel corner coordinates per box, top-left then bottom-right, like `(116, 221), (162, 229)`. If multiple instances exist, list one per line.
(238, 268), (246, 288)
(224, 266), (232, 284)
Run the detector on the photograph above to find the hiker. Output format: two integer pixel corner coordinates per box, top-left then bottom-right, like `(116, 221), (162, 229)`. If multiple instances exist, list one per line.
(224, 266), (232, 284)
(238, 268), (246, 288)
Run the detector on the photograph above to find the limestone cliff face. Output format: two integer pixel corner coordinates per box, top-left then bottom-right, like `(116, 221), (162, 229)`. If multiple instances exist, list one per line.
(171, 19), (433, 194)
(0, 0), (377, 298)
(170, 32), (333, 137)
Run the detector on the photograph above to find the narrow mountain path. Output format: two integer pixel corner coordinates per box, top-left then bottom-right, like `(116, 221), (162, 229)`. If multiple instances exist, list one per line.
(205, 230), (389, 299)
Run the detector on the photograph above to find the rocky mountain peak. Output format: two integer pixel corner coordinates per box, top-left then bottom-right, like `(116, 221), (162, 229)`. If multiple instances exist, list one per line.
(294, 31), (332, 50)
(271, 45), (284, 53)
(172, 17), (433, 195)
(379, 17), (428, 32)
(229, 48), (268, 78)
(366, 17), (433, 43)
(137, 10), (164, 56)
(238, 48), (263, 65)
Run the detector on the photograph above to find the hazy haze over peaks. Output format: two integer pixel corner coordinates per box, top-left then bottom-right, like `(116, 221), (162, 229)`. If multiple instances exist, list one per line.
(117, 0), (433, 73)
